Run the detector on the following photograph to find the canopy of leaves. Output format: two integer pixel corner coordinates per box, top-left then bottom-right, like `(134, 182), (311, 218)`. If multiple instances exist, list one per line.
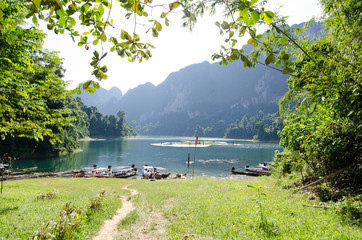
(0, 1), (89, 157)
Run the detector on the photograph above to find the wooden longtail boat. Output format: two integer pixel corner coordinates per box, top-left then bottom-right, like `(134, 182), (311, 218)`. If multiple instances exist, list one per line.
(231, 167), (271, 176)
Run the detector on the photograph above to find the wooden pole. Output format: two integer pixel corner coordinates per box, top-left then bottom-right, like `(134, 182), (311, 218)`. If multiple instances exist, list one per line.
(1, 171), (3, 194)
(298, 165), (351, 191)
(192, 135), (198, 177)
(187, 153), (190, 173)
(192, 145), (196, 177)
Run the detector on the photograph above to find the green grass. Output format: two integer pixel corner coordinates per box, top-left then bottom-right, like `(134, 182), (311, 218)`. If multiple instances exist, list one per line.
(130, 177), (361, 240)
(0, 177), (130, 239)
(119, 210), (139, 229)
(1, 177), (361, 239)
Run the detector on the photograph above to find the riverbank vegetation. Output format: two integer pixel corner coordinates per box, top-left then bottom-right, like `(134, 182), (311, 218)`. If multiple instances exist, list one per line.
(0, 177), (360, 239)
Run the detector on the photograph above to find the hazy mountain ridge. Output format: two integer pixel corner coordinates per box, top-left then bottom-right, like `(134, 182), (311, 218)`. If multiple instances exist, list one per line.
(78, 86), (123, 115)
(76, 22), (324, 136)
(116, 60), (288, 136)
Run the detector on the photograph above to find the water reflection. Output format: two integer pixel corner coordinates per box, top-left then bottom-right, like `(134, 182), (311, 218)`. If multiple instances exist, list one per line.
(12, 137), (282, 177)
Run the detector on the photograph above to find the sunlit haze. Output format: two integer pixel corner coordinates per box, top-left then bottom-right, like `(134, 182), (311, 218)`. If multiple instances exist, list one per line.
(43, 0), (322, 94)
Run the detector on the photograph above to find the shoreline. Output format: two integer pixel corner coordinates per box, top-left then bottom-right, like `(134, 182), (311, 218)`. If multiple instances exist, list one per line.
(2, 170), (255, 181)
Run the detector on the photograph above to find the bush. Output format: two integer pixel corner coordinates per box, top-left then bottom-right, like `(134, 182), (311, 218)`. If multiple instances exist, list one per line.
(335, 195), (362, 226)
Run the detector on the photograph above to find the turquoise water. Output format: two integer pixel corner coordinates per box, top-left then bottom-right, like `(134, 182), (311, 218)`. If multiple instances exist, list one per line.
(13, 137), (282, 178)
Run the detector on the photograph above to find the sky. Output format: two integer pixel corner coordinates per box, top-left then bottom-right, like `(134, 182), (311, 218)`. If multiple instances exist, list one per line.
(43, 0), (323, 94)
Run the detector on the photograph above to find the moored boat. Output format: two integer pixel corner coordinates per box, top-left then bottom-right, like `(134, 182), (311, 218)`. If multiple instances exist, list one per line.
(74, 165), (137, 178)
(143, 165), (170, 179)
(231, 167), (271, 176)
(143, 165), (155, 178)
(258, 162), (272, 170)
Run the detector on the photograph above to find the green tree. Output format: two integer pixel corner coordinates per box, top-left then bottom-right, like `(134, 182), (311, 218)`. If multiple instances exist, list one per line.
(0, 1), (67, 143)
(0, 1), (91, 157)
(78, 101), (137, 137)
(202, 0), (360, 192)
(274, 0), (361, 192)
(117, 110), (137, 137)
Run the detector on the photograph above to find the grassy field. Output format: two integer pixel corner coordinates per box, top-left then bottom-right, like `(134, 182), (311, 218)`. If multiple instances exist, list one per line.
(0, 176), (361, 239)
(0, 178), (129, 239)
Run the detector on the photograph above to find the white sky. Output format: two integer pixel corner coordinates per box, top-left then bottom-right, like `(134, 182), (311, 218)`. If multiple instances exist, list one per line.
(43, 0), (322, 94)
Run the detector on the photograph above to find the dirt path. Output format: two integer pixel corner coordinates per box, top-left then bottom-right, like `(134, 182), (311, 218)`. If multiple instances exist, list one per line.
(92, 184), (138, 240)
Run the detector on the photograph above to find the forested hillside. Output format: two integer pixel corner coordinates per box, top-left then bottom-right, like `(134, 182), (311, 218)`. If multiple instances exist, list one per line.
(76, 98), (137, 138)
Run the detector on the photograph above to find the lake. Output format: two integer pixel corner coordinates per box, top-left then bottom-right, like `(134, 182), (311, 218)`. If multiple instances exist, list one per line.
(13, 137), (283, 178)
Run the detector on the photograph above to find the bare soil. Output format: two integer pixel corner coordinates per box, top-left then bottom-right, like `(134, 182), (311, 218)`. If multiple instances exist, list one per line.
(92, 185), (138, 240)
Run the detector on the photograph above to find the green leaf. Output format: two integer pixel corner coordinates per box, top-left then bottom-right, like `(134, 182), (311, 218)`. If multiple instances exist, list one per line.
(152, 28), (159, 37)
(155, 21), (162, 31)
(83, 81), (92, 89)
(265, 11), (275, 18)
(69, 88), (79, 95)
(229, 31), (235, 38)
(276, 60), (281, 67)
(161, 12), (168, 18)
(279, 37), (287, 44)
(282, 53), (290, 61)
(68, 17), (76, 27)
(221, 21), (229, 30)
(85, 86), (96, 94)
(282, 67), (293, 74)
(183, 9), (190, 17)
(58, 17), (66, 27)
(231, 39), (237, 47)
(250, 10), (260, 24)
(94, 51), (100, 59)
(246, 60), (252, 67)
(100, 32), (107, 42)
(93, 81), (100, 89)
(240, 54), (248, 62)
(103, 0), (112, 8)
(121, 30), (127, 40)
(239, 8), (248, 19)
(33, 0), (41, 9)
(265, 53), (275, 65)
(32, 15), (38, 25)
(256, 34), (263, 39)
(169, 2), (180, 11)
(264, 11), (274, 24)
(98, 3), (104, 16)
(249, 28), (256, 38)
(247, 37), (258, 47)
(56, 10), (67, 17)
